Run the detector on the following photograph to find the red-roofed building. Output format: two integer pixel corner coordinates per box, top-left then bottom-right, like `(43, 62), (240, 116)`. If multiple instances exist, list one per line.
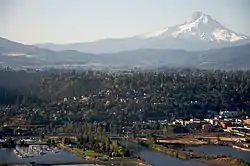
(220, 121), (240, 129)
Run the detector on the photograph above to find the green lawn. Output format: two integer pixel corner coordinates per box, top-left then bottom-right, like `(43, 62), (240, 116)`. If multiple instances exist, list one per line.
(71, 148), (106, 157)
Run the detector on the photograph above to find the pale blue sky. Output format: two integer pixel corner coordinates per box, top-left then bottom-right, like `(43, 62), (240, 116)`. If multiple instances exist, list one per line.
(0, 0), (250, 44)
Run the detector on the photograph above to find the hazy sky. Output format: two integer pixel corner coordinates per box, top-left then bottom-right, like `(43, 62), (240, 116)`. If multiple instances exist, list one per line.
(1, 0), (250, 44)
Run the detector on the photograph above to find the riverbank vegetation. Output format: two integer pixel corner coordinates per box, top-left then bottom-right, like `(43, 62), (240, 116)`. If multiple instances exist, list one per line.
(58, 141), (148, 166)
(52, 122), (145, 165)
(138, 139), (250, 166)
(58, 123), (131, 158)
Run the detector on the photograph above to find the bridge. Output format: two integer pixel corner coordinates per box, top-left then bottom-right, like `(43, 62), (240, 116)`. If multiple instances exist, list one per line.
(109, 135), (125, 140)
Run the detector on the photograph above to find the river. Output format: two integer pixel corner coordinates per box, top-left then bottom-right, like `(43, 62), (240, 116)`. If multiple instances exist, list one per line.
(189, 145), (250, 163)
(1, 144), (205, 166)
(2, 144), (249, 166)
(119, 140), (206, 166)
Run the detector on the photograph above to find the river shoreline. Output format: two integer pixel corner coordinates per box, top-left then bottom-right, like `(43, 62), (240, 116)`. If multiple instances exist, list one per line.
(1, 138), (249, 166)
(57, 143), (151, 166)
(127, 137), (250, 166)
(0, 147), (151, 166)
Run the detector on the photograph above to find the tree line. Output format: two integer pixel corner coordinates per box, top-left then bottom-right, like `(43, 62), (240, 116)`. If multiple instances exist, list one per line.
(0, 69), (250, 124)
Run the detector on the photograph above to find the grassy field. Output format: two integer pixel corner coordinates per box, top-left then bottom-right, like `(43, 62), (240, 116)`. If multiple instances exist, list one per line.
(69, 148), (106, 158)
(57, 143), (106, 158)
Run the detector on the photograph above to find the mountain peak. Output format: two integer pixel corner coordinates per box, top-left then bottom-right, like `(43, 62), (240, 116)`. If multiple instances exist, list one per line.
(189, 11), (212, 24)
(191, 11), (205, 19)
(139, 11), (248, 43)
(192, 11), (208, 19)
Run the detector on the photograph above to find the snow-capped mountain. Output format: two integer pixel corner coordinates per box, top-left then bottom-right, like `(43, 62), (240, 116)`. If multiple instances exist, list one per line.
(139, 11), (247, 42)
(37, 12), (249, 54)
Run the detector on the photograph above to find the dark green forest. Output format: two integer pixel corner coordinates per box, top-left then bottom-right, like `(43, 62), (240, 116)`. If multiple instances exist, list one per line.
(0, 69), (250, 125)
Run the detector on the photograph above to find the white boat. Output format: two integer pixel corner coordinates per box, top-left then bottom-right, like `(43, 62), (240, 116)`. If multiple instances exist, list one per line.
(28, 154), (34, 157)
(13, 149), (18, 154)
(22, 154), (29, 158)
(40, 151), (47, 155)
(13, 149), (22, 158)
(55, 149), (61, 153)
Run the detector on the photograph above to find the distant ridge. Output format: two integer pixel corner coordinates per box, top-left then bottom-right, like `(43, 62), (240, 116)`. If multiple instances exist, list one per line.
(1, 36), (250, 70)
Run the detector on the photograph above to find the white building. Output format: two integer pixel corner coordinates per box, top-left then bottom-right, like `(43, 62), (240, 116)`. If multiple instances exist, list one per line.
(219, 111), (238, 118)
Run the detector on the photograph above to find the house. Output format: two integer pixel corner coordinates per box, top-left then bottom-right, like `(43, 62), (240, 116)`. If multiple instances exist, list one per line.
(202, 124), (214, 132)
(172, 119), (184, 126)
(244, 125), (250, 130)
(21, 138), (33, 143)
(190, 118), (201, 123)
(186, 119), (208, 131)
(187, 122), (202, 130)
(0, 127), (14, 137)
(204, 118), (217, 125)
(220, 121), (240, 129)
(219, 111), (238, 118)
(244, 117), (250, 125)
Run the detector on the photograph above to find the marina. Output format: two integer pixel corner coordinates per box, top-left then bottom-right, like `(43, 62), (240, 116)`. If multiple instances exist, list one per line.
(13, 145), (61, 158)
(0, 148), (82, 164)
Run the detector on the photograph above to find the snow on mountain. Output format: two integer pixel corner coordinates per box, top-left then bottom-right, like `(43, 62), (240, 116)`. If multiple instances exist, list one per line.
(139, 11), (248, 42)
(140, 27), (169, 38)
(36, 12), (249, 53)
(3, 53), (34, 58)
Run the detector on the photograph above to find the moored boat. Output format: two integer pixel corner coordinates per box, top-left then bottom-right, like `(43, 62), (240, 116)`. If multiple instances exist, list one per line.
(40, 151), (47, 155)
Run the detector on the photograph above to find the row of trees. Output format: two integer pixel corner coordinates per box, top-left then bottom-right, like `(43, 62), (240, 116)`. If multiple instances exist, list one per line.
(62, 122), (130, 157)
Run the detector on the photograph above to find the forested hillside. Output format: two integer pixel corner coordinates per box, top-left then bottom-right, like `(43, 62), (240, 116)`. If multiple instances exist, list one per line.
(0, 69), (249, 125)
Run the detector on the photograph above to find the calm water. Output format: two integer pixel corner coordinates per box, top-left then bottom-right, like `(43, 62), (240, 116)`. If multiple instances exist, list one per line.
(3, 145), (247, 166)
(189, 145), (250, 163)
(0, 148), (82, 164)
(119, 141), (206, 166)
